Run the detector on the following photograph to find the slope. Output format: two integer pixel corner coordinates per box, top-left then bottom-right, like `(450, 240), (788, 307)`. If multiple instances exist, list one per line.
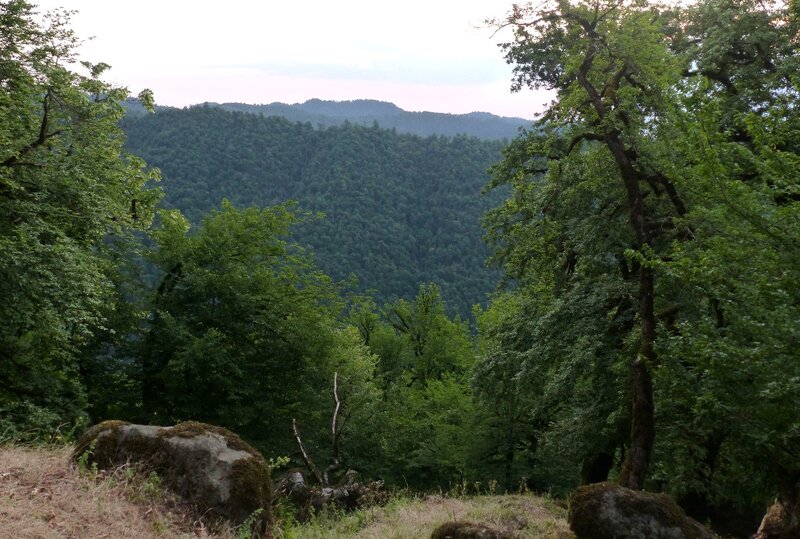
(121, 106), (506, 315)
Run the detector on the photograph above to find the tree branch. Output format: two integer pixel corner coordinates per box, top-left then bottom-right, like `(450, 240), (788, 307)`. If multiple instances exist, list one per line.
(323, 372), (342, 484)
(292, 418), (324, 485)
(2, 91), (63, 168)
(563, 131), (606, 156)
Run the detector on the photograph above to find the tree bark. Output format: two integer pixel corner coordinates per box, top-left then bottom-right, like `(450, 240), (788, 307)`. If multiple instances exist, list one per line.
(596, 109), (659, 491)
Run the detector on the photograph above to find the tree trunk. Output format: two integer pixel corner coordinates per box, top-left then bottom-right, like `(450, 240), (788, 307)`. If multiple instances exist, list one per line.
(575, 45), (667, 489)
(606, 131), (659, 490)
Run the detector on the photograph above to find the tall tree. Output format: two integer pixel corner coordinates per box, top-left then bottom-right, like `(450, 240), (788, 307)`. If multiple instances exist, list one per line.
(0, 0), (158, 437)
(492, 0), (687, 489)
(488, 0), (800, 528)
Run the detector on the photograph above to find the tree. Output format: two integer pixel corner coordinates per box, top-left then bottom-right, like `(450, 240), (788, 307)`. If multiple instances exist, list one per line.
(492, 0), (688, 489)
(384, 283), (473, 386)
(134, 201), (350, 455)
(651, 0), (800, 525)
(349, 284), (481, 489)
(0, 0), (158, 437)
(488, 0), (800, 528)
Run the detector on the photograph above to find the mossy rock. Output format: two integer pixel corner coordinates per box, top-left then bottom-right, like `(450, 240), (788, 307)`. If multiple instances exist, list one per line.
(568, 483), (714, 539)
(431, 520), (516, 539)
(72, 420), (273, 537)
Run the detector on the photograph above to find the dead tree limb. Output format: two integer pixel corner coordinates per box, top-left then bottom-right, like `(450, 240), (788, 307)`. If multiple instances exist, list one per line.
(324, 372), (342, 484)
(292, 418), (324, 485)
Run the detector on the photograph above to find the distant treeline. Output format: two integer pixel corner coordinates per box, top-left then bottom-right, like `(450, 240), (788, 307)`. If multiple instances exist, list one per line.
(124, 98), (531, 140)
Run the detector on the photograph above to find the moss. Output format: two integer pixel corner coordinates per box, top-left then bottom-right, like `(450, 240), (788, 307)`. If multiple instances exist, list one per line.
(163, 421), (256, 454)
(72, 420), (130, 465)
(568, 483), (712, 539)
(228, 456), (274, 536)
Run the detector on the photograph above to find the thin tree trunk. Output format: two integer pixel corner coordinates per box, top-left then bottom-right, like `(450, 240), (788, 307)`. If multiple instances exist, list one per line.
(575, 41), (666, 489)
(292, 419), (324, 485)
(607, 131), (658, 490)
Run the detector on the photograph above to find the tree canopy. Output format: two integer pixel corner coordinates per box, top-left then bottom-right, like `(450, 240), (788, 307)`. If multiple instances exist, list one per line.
(0, 0), (159, 437)
(482, 0), (800, 527)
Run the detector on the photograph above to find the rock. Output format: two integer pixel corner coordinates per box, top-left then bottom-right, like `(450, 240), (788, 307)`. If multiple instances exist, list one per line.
(430, 520), (516, 539)
(73, 420), (272, 537)
(568, 482), (714, 539)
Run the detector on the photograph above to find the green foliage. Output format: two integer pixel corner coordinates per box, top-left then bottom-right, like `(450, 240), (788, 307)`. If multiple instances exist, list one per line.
(121, 106), (506, 317)
(482, 0), (800, 525)
(133, 201), (348, 454)
(0, 0), (159, 437)
(345, 284), (482, 489)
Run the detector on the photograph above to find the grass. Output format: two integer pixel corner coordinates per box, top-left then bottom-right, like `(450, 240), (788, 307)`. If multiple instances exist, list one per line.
(0, 444), (235, 538)
(280, 494), (573, 539)
(0, 444), (572, 539)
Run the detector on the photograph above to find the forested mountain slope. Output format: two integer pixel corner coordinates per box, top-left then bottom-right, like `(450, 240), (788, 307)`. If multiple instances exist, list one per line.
(210, 99), (529, 140)
(122, 106), (507, 314)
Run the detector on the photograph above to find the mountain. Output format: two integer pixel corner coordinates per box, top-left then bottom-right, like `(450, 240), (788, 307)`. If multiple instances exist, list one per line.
(122, 105), (508, 315)
(205, 99), (530, 140)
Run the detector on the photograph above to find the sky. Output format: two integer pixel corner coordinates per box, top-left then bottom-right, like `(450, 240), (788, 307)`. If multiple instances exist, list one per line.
(33, 0), (551, 119)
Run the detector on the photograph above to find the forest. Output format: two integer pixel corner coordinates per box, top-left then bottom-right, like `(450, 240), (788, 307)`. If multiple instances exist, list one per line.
(1, 0), (798, 537)
(120, 106), (507, 317)
(122, 98), (529, 140)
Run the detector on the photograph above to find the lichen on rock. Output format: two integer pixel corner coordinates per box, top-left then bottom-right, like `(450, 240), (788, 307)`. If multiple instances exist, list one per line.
(72, 420), (273, 537)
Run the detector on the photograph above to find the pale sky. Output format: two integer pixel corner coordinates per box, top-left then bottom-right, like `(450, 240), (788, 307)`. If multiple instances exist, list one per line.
(33, 0), (551, 119)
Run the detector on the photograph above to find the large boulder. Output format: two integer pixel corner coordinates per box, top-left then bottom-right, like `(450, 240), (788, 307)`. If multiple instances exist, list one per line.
(568, 483), (714, 539)
(73, 420), (272, 537)
(430, 520), (516, 539)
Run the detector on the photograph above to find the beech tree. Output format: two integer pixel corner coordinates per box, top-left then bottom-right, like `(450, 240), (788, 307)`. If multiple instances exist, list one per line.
(134, 201), (365, 455)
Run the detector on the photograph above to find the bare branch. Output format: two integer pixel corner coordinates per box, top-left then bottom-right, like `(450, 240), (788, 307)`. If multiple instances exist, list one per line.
(323, 372), (342, 484)
(292, 418), (324, 485)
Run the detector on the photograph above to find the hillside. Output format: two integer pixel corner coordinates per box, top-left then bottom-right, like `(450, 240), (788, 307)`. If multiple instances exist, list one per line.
(122, 99), (531, 140)
(210, 99), (530, 140)
(122, 106), (507, 315)
(0, 445), (573, 539)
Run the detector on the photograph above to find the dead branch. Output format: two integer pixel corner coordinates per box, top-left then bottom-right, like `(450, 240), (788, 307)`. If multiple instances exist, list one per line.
(323, 372), (342, 484)
(291, 419), (324, 485)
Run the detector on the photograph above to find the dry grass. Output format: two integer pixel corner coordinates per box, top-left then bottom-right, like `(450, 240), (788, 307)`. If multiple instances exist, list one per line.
(0, 445), (572, 539)
(0, 445), (237, 539)
(287, 494), (574, 539)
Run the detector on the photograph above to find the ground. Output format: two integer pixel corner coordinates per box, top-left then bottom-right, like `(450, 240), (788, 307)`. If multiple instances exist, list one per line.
(0, 445), (573, 539)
